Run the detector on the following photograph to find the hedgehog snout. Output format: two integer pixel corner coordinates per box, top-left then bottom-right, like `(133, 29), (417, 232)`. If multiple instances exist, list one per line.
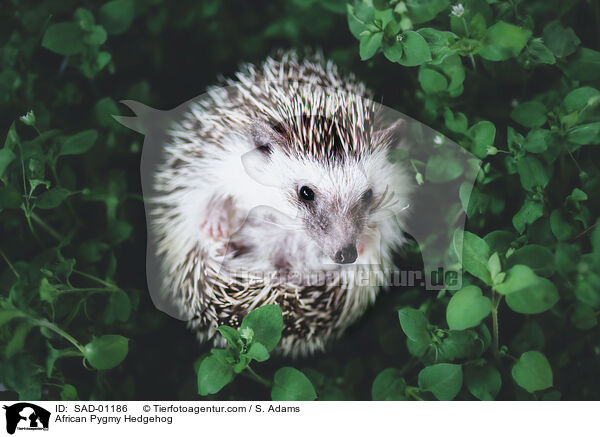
(333, 244), (358, 264)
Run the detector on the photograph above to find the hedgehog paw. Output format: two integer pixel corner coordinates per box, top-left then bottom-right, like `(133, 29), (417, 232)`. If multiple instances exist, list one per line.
(201, 196), (233, 241)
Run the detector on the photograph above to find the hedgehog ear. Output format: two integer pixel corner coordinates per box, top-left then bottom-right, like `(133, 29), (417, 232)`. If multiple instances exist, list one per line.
(377, 118), (407, 149)
(242, 121), (287, 187)
(250, 120), (288, 155)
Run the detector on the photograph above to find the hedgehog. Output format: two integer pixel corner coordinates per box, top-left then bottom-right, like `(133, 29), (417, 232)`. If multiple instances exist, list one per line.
(150, 51), (412, 357)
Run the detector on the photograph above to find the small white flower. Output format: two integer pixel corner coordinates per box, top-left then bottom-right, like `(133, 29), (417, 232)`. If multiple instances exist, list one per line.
(434, 135), (443, 145)
(20, 110), (36, 126)
(511, 98), (519, 107)
(450, 3), (465, 18)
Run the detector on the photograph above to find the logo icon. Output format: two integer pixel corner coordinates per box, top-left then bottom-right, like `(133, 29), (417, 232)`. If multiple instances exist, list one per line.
(3, 403), (50, 435)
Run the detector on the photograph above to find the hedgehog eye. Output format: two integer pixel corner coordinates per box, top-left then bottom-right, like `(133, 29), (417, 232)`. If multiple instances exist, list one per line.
(362, 189), (373, 203)
(299, 186), (315, 201)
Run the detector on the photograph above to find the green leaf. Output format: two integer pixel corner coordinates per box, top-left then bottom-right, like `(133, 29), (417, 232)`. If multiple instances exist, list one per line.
(0, 308), (24, 327)
(271, 367), (317, 401)
(446, 285), (492, 330)
(0, 148), (16, 180)
(567, 122), (600, 146)
(425, 154), (463, 182)
(435, 54), (464, 96)
(246, 342), (270, 362)
(383, 41), (404, 63)
(197, 355), (234, 395)
(418, 28), (457, 64)
(107, 219), (133, 244)
(512, 351), (553, 393)
(397, 31), (432, 66)
(83, 335), (129, 370)
(84, 25), (107, 46)
(517, 156), (549, 191)
(555, 243), (580, 277)
(444, 108), (468, 134)
(495, 264), (539, 295)
(435, 330), (482, 362)
(574, 274), (600, 307)
(36, 188), (70, 210)
(513, 199), (543, 233)
(479, 21), (531, 61)
(418, 67), (448, 93)
(562, 48), (600, 82)
(511, 101), (547, 128)
(360, 32), (383, 60)
(347, 4), (372, 38)
(0, 185), (22, 209)
(523, 129), (550, 153)
(549, 209), (576, 241)
(468, 121), (496, 159)
(397, 307), (430, 345)
(568, 188), (588, 202)
(94, 97), (121, 128)
(75, 8), (95, 30)
(6, 322), (34, 358)
(60, 384), (79, 401)
(210, 348), (235, 366)
(461, 231), (492, 285)
(406, 0), (449, 24)
(4, 121), (19, 151)
(506, 245), (555, 277)
(484, 230), (516, 255)
(487, 252), (501, 280)
(42, 23), (86, 55)
(504, 273), (559, 314)
(465, 363), (501, 400)
(571, 302), (598, 330)
(59, 130), (98, 156)
(418, 363), (463, 400)
(39, 278), (59, 303)
(103, 290), (131, 323)
(372, 368), (407, 400)
(217, 326), (241, 350)
(563, 87), (600, 112)
(526, 39), (556, 65)
(240, 304), (283, 352)
(542, 21), (580, 58)
(99, 0), (135, 35)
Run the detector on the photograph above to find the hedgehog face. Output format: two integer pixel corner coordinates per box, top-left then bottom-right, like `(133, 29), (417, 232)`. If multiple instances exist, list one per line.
(243, 119), (409, 266)
(291, 161), (376, 264)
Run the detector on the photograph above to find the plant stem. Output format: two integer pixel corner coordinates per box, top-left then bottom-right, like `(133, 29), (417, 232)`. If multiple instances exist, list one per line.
(491, 290), (501, 360)
(73, 270), (117, 289)
(16, 312), (85, 354)
(60, 287), (119, 294)
(30, 212), (64, 241)
(405, 386), (424, 401)
(244, 365), (272, 387)
(0, 248), (20, 278)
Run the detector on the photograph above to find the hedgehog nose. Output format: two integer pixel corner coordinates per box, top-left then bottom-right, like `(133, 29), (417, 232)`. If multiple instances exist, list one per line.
(334, 245), (358, 264)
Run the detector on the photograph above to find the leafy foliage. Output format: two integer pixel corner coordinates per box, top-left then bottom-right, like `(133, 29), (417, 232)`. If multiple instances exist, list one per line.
(0, 0), (599, 401)
(344, 0), (600, 401)
(196, 305), (317, 400)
